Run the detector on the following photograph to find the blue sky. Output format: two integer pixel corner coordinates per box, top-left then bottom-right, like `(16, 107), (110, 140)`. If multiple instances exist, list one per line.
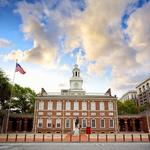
(0, 0), (150, 97)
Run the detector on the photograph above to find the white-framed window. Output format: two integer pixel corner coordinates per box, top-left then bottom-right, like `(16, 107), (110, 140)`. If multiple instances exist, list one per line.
(74, 101), (79, 110)
(47, 118), (52, 128)
(48, 101), (53, 110)
(100, 102), (104, 111)
(91, 118), (96, 128)
(37, 118), (43, 128)
(66, 101), (71, 110)
(109, 118), (114, 128)
(100, 119), (105, 128)
(56, 118), (61, 128)
(56, 101), (62, 110)
(108, 102), (113, 111)
(65, 118), (70, 128)
(38, 101), (44, 110)
(91, 102), (96, 110)
(82, 118), (87, 128)
(82, 102), (87, 110)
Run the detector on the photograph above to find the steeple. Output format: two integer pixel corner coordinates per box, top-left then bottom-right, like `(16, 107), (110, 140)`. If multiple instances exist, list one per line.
(61, 64), (85, 96)
(70, 64), (83, 91)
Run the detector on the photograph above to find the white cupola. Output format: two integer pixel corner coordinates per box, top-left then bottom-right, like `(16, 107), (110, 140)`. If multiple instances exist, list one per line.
(70, 64), (83, 90)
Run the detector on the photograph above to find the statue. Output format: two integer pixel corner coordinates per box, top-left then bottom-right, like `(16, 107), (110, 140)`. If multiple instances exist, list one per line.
(75, 117), (79, 128)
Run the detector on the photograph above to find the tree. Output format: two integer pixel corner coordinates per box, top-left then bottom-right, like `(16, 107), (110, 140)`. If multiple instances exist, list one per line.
(117, 100), (126, 115)
(11, 84), (36, 113)
(0, 69), (11, 110)
(117, 100), (138, 115)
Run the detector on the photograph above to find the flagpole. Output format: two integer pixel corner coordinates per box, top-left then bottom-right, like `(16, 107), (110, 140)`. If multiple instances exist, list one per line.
(5, 60), (17, 133)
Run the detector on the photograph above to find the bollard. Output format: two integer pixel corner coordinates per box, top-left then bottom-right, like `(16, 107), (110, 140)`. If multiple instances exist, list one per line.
(70, 134), (72, 142)
(79, 134), (81, 142)
(6, 134), (9, 142)
(148, 134), (150, 142)
(33, 134), (35, 142)
(106, 134), (108, 142)
(15, 134), (18, 142)
(43, 134), (44, 142)
(52, 134), (53, 142)
(114, 134), (116, 142)
(131, 134), (134, 142)
(24, 133), (26, 142)
(88, 134), (90, 142)
(123, 134), (125, 142)
(140, 134), (142, 142)
(61, 134), (63, 142)
(97, 134), (99, 142)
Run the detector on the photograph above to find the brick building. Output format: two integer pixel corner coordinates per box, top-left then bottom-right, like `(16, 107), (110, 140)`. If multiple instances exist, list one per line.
(33, 64), (118, 134)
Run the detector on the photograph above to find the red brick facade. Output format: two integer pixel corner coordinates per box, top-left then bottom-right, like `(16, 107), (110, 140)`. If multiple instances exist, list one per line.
(33, 95), (118, 134)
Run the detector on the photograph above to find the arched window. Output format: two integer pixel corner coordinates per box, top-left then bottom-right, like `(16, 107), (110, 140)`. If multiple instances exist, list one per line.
(75, 71), (78, 77)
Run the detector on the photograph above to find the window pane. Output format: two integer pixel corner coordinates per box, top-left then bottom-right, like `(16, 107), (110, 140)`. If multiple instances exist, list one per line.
(91, 102), (96, 110)
(82, 119), (87, 128)
(82, 102), (87, 110)
(65, 119), (70, 128)
(56, 119), (61, 128)
(48, 101), (53, 110)
(57, 101), (62, 110)
(47, 118), (52, 128)
(100, 102), (104, 110)
(37, 118), (43, 128)
(39, 101), (44, 110)
(110, 119), (114, 128)
(91, 119), (96, 128)
(108, 102), (113, 111)
(74, 101), (79, 110)
(66, 101), (70, 110)
(100, 119), (105, 128)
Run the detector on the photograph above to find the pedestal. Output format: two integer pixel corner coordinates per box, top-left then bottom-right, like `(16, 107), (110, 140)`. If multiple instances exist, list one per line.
(73, 128), (79, 135)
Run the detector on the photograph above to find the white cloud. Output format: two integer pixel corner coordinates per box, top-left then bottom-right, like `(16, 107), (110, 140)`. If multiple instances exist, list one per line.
(5, 0), (150, 96)
(0, 38), (11, 48)
(126, 2), (150, 64)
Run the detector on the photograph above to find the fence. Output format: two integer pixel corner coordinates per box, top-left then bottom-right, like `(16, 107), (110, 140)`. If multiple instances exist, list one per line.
(0, 133), (150, 143)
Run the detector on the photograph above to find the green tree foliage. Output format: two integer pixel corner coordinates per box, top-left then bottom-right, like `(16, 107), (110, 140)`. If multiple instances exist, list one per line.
(0, 69), (11, 110)
(0, 68), (36, 114)
(117, 100), (138, 115)
(11, 84), (36, 113)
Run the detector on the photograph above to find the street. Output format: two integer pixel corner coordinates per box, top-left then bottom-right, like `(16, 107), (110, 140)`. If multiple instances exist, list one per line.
(0, 143), (150, 150)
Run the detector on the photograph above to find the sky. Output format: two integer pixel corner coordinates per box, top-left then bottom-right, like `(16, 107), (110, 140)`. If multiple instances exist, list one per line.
(0, 0), (150, 97)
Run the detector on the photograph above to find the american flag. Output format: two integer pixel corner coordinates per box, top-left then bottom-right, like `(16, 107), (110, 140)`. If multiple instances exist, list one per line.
(15, 63), (26, 74)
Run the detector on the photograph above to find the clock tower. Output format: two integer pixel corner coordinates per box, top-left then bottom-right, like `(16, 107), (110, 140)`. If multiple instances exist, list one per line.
(70, 64), (83, 90)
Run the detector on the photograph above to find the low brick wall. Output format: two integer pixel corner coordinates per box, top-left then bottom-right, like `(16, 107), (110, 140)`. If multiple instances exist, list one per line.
(0, 133), (150, 143)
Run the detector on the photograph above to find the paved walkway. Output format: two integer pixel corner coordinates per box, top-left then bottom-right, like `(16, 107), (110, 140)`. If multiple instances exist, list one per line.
(0, 143), (150, 150)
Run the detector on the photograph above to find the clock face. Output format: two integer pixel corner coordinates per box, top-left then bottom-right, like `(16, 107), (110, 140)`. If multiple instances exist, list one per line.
(74, 82), (79, 88)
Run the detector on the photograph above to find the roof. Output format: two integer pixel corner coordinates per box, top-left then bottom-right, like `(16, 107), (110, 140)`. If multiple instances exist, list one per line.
(36, 92), (117, 100)
(136, 77), (150, 88)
